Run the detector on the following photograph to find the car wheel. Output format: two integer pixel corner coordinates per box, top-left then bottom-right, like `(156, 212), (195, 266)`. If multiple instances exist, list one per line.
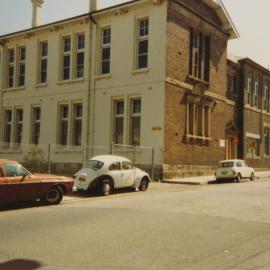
(250, 172), (255, 181)
(139, 178), (149, 191)
(235, 173), (241, 183)
(43, 187), (63, 205)
(100, 180), (113, 196)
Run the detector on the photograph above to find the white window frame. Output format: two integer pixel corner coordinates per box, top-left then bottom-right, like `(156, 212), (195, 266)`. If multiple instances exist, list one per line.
(32, 107), (41, 145)
(75, 33), (85, 79)
(39, 41), (48, 84)
(112, 100), (125, 144)
(7, 48), (15, 89)
(62, 36), (72, 81)
(129, 98), (141, 146)
(72, 103), (83, 146)
(136, 17), (149, 70)
(14, 108), (23, 145)
(59, 104), (69, 145)
(18, 46), (26, 87)
(100, 27), (111, 75)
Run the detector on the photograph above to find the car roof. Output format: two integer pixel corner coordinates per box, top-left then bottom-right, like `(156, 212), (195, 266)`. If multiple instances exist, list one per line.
(0, 159), (17, 165)
(219, 159), (244, 163)
(90, 155), (131, 164)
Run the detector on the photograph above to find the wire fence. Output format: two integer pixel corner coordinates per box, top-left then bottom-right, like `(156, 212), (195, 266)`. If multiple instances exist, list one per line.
(0, 142), (155, 177)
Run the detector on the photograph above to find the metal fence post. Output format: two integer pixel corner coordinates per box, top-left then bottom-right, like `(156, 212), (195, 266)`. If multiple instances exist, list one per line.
(133, 145), (136, 165)
(82, 144), (85, 163)
(111, 143), (114, 155)
(151, 147), (155, 180)
(48, 143), (51, 174)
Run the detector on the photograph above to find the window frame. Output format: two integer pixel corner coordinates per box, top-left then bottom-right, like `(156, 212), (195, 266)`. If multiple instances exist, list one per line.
(136, 17), (149, 70)
(100, 27), (111, 75)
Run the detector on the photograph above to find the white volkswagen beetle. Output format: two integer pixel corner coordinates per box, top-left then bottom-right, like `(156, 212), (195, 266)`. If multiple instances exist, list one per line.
(215, 159), (255, 182)
(74, 155), (150, 195)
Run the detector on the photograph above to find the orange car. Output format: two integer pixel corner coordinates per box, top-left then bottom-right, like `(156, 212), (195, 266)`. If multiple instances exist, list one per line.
(0, 160), (74, 205)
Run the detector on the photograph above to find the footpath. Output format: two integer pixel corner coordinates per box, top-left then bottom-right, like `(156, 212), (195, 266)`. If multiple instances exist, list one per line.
(162, 170), (270, 185)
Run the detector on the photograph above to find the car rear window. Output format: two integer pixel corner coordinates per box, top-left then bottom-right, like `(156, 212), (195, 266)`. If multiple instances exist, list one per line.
(83, 160), (104, 170)
(3, 163), (29, 177)
(218, 162), (234, 168)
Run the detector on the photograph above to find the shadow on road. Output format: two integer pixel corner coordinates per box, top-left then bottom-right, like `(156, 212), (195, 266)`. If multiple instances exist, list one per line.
(0, 259), (43, 270)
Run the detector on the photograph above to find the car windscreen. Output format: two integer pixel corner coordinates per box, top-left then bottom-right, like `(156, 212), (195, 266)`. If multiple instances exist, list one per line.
(218, 162), (234, 168)
(83, 160), (104, 170)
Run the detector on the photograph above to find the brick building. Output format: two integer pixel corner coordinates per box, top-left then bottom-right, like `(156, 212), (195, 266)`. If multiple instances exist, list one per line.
(0, 0), (239, 178)
(229, 57), (270, 169)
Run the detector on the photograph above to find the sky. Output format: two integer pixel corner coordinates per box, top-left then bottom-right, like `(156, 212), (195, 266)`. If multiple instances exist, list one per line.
(0, 0), (269, 69)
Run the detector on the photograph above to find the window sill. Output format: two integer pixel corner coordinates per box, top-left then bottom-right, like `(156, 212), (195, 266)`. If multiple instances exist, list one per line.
(58, 78), (85, 85)
(132, 68), (149, 75)
(0, 148), (22, 154)
(3, 86), (25, 92)
(36, 83), (48, 88)
(188, 75), (209, 86)
(185, 134), (211, 141)
(55, 145), (82, 153)
(246, 154), (260, 159)
(95, 74), (111, 80)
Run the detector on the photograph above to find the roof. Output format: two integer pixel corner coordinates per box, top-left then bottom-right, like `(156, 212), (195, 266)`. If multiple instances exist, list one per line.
(202, 0), (239, 39)
(0, 0), (238, 40)
(90, 155), (131, 164)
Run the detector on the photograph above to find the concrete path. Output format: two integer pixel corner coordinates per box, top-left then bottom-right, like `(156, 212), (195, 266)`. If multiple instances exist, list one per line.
(162, 170), (270, 185)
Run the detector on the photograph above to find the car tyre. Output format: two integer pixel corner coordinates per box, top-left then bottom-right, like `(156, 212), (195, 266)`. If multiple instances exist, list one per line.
(250, 172), (255, 181)
(139, 178), (149, 191)
(235, 173), (241, 183)
(43, 187), (63, 205)
(100, 180), (113, 196)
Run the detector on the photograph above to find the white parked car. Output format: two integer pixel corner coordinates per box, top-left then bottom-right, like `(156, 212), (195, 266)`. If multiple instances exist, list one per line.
(215, 159), (255, 182)
(74, 155), (150, 195)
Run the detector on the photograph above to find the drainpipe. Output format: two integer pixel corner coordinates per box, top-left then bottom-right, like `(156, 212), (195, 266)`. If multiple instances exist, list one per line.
(0, 42), (5, 142)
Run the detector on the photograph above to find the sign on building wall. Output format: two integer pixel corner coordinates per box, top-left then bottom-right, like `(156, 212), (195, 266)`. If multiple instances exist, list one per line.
(219, 139), (225, 148)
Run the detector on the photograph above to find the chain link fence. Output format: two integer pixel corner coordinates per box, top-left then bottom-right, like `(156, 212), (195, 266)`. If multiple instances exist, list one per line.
(0, 142), (155, 177)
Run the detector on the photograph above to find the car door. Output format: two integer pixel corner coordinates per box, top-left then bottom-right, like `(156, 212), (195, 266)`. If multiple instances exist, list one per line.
(0, 167), (9, 204)
(242, 161), (251, 178)
(108, 161), (122, 188)
(121, 161), (135, 187)
(3, 162), (36, 203)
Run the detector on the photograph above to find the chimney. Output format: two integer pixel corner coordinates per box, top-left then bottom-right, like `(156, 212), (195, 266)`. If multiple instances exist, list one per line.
(89, 0), (100, 12)
(31, 0), (44, 28)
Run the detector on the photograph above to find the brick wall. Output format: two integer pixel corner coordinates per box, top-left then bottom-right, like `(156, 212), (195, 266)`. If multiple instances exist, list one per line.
(164, 0), (235, 168)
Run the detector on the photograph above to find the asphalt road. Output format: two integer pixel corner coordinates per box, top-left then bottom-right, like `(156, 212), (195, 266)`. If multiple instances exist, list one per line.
(1, 179), (270, 270)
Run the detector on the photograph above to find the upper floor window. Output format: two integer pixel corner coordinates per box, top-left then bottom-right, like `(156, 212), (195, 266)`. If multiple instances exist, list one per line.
(101, 27), (111, 75)
(227, 74), (237, 99)
(136, 18), (149, 69)
(7, 49), (15, 88)
(189, 29), (211, 82)
(76, 34), (85, 78)
(18, 47), (26, 87)
(247, 72), (253, 106)
(62, 36), (71, 80)
(264, 79), (269, 112)
(39, 41), (48, 84)
(254, 75), (260, 109)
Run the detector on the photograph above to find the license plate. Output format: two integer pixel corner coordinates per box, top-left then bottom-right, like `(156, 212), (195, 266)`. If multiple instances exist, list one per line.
(221, 171), (227, 175)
